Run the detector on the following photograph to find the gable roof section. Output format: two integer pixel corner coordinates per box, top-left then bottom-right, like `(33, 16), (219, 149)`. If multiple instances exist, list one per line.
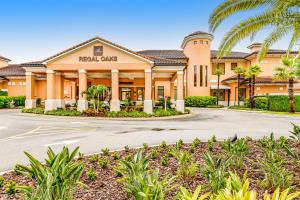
(42, 37), (154, 64)
(0, 55), (11, 62)
(211, 50), (249, 59)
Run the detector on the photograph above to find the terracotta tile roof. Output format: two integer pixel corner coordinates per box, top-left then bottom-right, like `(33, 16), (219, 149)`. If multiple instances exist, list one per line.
(0, 64), (25, 77)
(211, 50), (249, 59)
(246, 49), (299, 57)
(148, 56), (186, 66)
(138, 50), (187, 59)
(184, 31), (213, 39)
(21, 61), (45, 68)
(222, 75), (290, 84)
(0, 55), (11, 62)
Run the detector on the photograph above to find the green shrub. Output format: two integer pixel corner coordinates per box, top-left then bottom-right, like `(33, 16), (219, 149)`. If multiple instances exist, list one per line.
(153, 108), (181, 117)
(0, 176), (4, 188)
(112, 152), (120, 160)
(161, 155), (169, 166)
(106, 110), (150, 118)
(98, 158), (109, 168)
(0, 90), (8, 96)
(207, 104), (224, 108)
(88, 154), (99, 163)
(150, 149), (159, 160)
(157, 97), (171, 109)
(16, 147), (84, 199)
(86, 168), (97, 181)
(254, 96), (269, 110)
(124, 145), (129, 152)
(101, 148), (110, 156)
(5, 180), (16, 195)
(0, 96), (25, 108)
(45, 109), (81, 116)
(184, 96), (216, 107)
(22, 108), (45, 114)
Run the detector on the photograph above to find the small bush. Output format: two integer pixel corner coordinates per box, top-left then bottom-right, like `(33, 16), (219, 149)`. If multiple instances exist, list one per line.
(112, 152), (120, 160)
(101, 148), (110, 156)
(88, 154), (99, 163)
(184, 96), (216, 107)
(150, 149), (159, 160)
(160, 141), (167, 148)
(142, 143), (149, 149)
(106, 110), (150, 118)
(45, 109), (81, 116)
(5, 180), (16, 195)
(14, 165), (22, 175)
(0, 90), (8, 96)
(124, 145), (129, 152)
(254, 97), (269, 110)
(99, 158), (109, 168)
(0, 176), (4, 188)
(153, 108), (181, 117)
(207, 104), (224, 108)
(22, 108), (45, 114)
(0, 96), (25, 108)
(86, 168), (97, 181)
(193, 138), (201, 147)
(161, 155), (169, 166)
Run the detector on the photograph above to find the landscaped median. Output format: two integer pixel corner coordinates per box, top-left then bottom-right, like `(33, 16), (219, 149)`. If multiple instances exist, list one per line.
(21, 107), (191, 118)
(1, 125), (300, 199)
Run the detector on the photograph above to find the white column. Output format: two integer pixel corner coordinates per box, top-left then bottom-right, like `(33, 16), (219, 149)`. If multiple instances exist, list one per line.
(110, 69), (120, 112)
(77, 69), (88, 111)
(144, 69), (153, 114)
(176, 70), (185, 113)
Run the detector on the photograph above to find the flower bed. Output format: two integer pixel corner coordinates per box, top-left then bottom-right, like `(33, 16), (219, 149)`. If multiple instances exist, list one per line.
(1, 131), (300, 199)
(21, 108), (189, 118)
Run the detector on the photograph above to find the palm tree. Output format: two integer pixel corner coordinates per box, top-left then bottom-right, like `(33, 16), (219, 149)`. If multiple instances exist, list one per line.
(215, 68), (224, 105)
(274, 55), (300, 113)
(209, 0), (300, 61)
(82, 85), (108, 112)
(245, 65), (262, 109)
(233, 66), (245, 106)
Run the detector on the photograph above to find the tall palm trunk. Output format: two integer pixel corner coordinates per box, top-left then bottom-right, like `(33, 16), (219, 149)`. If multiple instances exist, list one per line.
(250, 75), (255, 109)
(217, 75), (220, 105)
(288, 78), (295, 113)
(237, 74), (240, 106)
(248, 77), (252, 108)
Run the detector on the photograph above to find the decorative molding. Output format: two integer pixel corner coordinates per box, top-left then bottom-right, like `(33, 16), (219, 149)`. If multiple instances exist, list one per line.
(78, 69), (87, 74)
(46, 69), (55, 74)
(25, 72), (32, 76)
(144, 69), (152, 73)
(177, 71), (184, 75)
(111, 69), (119, 73)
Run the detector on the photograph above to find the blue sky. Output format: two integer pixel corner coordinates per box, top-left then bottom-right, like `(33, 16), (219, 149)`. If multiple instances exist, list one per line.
(0, 0), (293, 63)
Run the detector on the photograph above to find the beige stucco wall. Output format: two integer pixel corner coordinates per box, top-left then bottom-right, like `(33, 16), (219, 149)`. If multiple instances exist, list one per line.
(0, 60), (9, 68)
(0, 79), (26, 96)
(47, 41), (153, 71)
(183, 38), (211, 96)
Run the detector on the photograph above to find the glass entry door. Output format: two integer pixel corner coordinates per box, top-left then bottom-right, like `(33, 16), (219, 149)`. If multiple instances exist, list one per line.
(121, 88), (131, 100)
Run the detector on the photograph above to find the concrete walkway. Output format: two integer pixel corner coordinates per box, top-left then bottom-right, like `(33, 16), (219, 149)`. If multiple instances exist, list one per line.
(0, 108), (299, 171)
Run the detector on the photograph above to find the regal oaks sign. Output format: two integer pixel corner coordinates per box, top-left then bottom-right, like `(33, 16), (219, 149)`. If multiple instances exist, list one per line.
(79, 56), (118, 62)
(79, 46), (118, 62)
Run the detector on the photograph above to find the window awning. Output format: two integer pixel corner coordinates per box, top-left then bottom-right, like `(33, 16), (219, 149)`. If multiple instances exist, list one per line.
(210, 85), (231, 90)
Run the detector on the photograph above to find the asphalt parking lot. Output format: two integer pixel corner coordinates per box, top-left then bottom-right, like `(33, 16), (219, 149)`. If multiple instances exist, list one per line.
(0, 108), (299, 171)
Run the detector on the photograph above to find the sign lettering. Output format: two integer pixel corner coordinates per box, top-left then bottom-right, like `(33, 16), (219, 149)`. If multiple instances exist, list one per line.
(79, 56), (118, 62)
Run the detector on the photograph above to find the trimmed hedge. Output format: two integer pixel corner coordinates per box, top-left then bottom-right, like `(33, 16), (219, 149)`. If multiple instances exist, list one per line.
(254, 97), (269, 110)
(0, 91), (8, 96)
(184, 96), (217, 107)
(0, 96), (26, 108)
(268, 95), (300, 112)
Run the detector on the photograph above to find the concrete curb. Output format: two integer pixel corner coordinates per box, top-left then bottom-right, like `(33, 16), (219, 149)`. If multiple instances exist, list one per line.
(17, 112), (195, 121)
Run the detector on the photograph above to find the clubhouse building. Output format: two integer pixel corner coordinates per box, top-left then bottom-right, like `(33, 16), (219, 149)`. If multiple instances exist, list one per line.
(0, 31), (298, 113)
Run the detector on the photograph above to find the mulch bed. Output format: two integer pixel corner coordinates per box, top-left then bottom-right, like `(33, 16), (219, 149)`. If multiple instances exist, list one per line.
(0, 139), (300, 200)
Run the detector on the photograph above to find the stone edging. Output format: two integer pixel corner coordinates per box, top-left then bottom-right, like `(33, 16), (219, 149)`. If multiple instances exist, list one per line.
(17, 112), (195, 121)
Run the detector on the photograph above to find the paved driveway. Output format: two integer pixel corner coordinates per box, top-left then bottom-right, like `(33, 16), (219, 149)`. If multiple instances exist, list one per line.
(0, 108), (300, 171)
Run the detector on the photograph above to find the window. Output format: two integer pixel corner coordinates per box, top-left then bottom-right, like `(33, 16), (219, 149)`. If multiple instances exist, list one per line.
(137, 88), (144, 101)
(200, 40), (203, 44)
(205, 65), (208, 87)
(212, 63), (225, 75)
(174, 86), (177, 100)
(238, 88), (246, 101)
(205, 41), (209, 44)
(157, 86), (164, 99)
(211, 89), (225, 101)
(200, 65), (203, 87)
(194, 41), (198, 45)
(231, 63), (238, 70)
(194, 65), (197, 87)
(94, 46), (103, 56)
